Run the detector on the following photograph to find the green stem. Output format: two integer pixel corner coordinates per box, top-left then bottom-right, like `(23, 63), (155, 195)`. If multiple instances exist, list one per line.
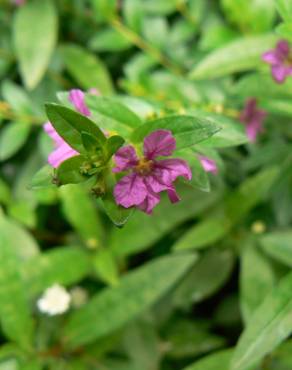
(110, 18), (183, 76)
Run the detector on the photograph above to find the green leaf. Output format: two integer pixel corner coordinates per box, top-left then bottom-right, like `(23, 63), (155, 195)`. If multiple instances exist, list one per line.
(90, 0), (117, 20)
(131, 115), (220, 150)
(63, 253), (196, 348)
(86, 95), (142, 130)
(176, 149), (210, 192)
(60, 44), (113, 95)
(0, 122), (30, 161)
(221, 0), (276, 33)
(142, 17), (168, 49)
(189, 110), (248, 148)
(106, 136), (125, 159)
(93, 249), (119, 286)
(0, 179), (11, 206)
(21, 247), (91, 296)
(276, 0), (292, 21)
(1, 81), (35, 115)
(0, 214), (34, 349)
(231, 271), (292, 370)
(30, 165), (56, 190)
(240, 239), (275, 323)
(190, 34), (277, 80)
(173, 167), (279, 252)
(0, 213), (39, 261)
(101, 172), (133, 227)
(57, 156), (88, 185)
(109, 186), (221, 257)
(173, 249), (234, 307)
(59, 184), (104, 248)
(89, 28), (132, 51)
(13, 0), (58, 89)
(173, 217), (229, 252)
(182, 348), (233, 370)
(277, 22), (292, 42)
(81, 132), (102, 154)
(164, 319), (225, 359)
(260, 231), (292, 267)
(45, 103), (106, 154)
(123, 319), (161, 370)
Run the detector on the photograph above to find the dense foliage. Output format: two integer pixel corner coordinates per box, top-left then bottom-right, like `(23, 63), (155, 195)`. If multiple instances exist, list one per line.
(1, 0), (292, 369)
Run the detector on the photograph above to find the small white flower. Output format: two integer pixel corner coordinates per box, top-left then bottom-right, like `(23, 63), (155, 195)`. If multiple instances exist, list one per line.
(37, 284), (71, 316)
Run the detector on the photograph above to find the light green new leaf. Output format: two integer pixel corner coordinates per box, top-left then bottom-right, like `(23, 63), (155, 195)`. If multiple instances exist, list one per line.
(240, 239), (275, 323)
(13, 0), (58, 89)
(0, 214), (34, 349)
(63, 253), (196, 348)
(21, 247), (91, 296)
(0, 122), (30, 161)
(131, 115), (220, 150)
(59, 184), (104, 249)
(60, 44), (113, 95)
(260, 231), (292, 267)
(232, 271), (292, 370)
(190, 34), (277, 80)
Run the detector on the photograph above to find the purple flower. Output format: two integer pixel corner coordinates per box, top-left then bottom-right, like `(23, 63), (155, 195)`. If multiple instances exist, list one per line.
(113, 130), (192, 214)
(12, 0), (25, 5)
(44, 89), (90, 168)
(262, 40), (292, 84)
(199, 155), (218, 174)
(240, 98), (267, 142)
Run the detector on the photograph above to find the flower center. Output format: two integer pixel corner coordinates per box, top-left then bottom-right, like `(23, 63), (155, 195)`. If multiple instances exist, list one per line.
(134, 157), (154, 175)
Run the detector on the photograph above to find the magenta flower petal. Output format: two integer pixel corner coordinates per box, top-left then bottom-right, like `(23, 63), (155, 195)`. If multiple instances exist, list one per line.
(137, 192), (160, 214)
(144, 130), (176, 159)
(167, 187), (180, 203)
(276, 40), (290, 56)
(113, 145), (138, 173)
(13, 0), (25, 5)
(48, 143), (78, 168)
(69, 89), (91, 116)
(199, 155), (218, 174)
(156, 158), (192, 182)
(44, 122), (64, 146)
(144, 173), (170, 193)
(271, 65), (288, 83)
(262, 51), (279, 64)
(114, 173), (148, 208)
(240, 98), (267, 142)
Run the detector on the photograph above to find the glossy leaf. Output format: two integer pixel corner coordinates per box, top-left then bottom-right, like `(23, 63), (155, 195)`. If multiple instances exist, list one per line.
(63, 253), (196, 348)
(190, 34), (277, 80)
(131, 115), (220, 150)
(232, 271), (292, 370)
